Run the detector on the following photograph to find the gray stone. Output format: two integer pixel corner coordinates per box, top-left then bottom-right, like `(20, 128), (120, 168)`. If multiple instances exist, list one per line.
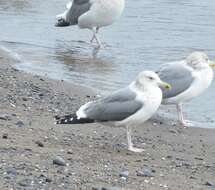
(35, 140), (44, 147)
(53, 156), (66, 166)
(16, 121), (25, 127)
(204, 181), (214, 187)
(136, 168), (155, 177)
(2, 133), (8, 139)
(6, 167), (17, 176)
(119, 170), (129, 180)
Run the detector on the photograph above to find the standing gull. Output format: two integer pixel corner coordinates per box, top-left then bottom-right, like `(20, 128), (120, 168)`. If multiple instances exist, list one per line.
(157, 52), (215, 126)
(55, 0), (125, 47)
(55, 71), (171, 152)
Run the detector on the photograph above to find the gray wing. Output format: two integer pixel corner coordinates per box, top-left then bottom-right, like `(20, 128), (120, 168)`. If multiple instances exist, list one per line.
(157, 61), (195, 99)
(83, 87), (143, 121)
(66, 0), (91, 25)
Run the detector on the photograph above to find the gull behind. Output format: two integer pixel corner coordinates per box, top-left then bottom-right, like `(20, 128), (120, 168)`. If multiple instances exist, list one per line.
(158, 52), (215, 127)
(55, 0), (125, 47)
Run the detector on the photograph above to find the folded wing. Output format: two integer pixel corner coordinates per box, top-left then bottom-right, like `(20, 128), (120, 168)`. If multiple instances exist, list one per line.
(157, 61), (195, 99)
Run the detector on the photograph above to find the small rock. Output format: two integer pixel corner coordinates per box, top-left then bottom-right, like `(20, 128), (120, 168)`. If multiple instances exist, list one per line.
(6, 168), (17, 176)
(2, 133), (8, 139)
(166, 155), (172, 159)
(101, 187), (121, 190)
(0, 114), (10, 121)
(194, 157), (204, 161)
(16, 121), (25, 128)
(204, 181), (214, 187)
(136, 168), (155, 177)
(53, 156), (66, 166)
(119, 170), (129, 180)
(67, 150), (73, 154)
(22, 97), (28, 101)
(35, 140), (44, 147)
(169, 129), (177, 134)
(45, 177), (52, 183)
(18, 179), (30, 187)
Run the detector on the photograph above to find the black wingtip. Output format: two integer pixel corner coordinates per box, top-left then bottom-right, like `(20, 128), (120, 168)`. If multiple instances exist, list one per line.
(55, 18), (70, 27)
(55, 114), (95, 125)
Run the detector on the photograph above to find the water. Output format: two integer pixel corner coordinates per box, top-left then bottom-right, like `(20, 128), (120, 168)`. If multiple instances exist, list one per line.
(0, 0), (215, 128)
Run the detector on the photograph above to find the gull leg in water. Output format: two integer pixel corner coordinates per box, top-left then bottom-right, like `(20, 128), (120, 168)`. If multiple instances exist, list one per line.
(126, 126), (144, 153)
(90, 27), (99, 43)
(90, 28), (101, 48)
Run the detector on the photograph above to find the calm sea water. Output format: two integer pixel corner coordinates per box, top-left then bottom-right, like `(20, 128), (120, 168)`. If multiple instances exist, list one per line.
(0, 0), (215, 127)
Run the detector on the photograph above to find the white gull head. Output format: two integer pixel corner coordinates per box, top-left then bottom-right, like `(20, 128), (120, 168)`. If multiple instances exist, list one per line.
(186, 51), (210, 69)
(135, 71), (171, 90)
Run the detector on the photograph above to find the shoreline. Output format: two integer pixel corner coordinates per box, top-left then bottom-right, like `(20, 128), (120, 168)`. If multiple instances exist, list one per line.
(0, 48), (215, 190)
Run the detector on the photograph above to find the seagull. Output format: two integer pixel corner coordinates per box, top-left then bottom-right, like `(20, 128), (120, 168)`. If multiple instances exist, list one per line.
(55, 0), (125, 47)
(157, 51), (215, 127)
(55, 71), (171, 153)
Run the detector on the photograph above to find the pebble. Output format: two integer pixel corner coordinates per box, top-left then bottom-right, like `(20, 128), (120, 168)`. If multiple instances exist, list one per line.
(204, 181), (214, 187)
(22, 97), (28, 101)
(101, 187), (121, 190)
(45, 177), (52, 183)
(2, 133), (8, 139)
(16, 121), (25, 128)
(0, 114), (10, 121)
(6, 167), (17, 176)
(136, 168), (155, 177)
(92, 187), (120, 190)
(169, 129), (177, 134)
(119, 170), (129, 180)
(53, 156), (66, 166)
(18, 179), (30, 187)
(35, 140), (44, 147)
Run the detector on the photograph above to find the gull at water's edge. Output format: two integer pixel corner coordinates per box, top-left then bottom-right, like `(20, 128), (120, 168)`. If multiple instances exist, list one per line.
(55, 71), (171, 153)
(158, 51), (215, 127)
(55, 0), (125, 48)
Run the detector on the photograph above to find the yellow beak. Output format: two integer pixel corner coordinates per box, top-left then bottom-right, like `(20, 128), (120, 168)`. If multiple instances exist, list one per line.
(159, 81), (171, 90)
(209, 61), (215, 68)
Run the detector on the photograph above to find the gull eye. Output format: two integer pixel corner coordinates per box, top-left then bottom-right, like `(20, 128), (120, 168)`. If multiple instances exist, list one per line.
(149, 77), (154, 80)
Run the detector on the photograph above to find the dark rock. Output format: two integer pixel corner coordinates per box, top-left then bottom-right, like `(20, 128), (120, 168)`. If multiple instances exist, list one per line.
(119, 170), (129, 179)
(166, 155), (173, 159)
(22, 97), (28, 101)
(6, 168), (17, 176)
(136, 168), (154, 177)
(35, 140), (44, 147)
(45, 177), (52, 183)
(92, 188), (100, 190)
(67, 150), (73, 154)
(39, 93), (44, 97)
(53, 156), (66, 166)
(2, 133), (8, 139)
(169, 129), (177, 134)
(194, 157), (204, 161)
(16, 121), (25, 127)
(92, 187), (121, 190)
(0, 114), (10, 121)
(101, 187), (121, 190)
(204, 181), (214, 187)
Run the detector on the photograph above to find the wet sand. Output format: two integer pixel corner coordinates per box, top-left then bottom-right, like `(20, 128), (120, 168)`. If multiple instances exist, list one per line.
(0, 49), (215, 190)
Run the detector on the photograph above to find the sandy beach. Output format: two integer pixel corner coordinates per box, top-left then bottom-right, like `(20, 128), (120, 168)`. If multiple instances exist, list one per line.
(0, 49), (215, 190)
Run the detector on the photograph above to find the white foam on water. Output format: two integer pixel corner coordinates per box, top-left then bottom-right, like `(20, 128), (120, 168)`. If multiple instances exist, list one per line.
(0, 45), (23, 63)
